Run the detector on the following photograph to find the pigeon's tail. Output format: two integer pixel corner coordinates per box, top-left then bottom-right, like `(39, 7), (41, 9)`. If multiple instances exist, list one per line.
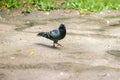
(37, 32), (51, 39)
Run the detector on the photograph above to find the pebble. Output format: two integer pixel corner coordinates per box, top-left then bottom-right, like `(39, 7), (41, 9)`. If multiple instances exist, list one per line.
(60, 72), (64, 76)
(106, 19), (120, 26)
(98, 73), (111, 77)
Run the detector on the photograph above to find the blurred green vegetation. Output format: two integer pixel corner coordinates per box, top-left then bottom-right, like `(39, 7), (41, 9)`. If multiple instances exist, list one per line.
(0, 0), (120, 14)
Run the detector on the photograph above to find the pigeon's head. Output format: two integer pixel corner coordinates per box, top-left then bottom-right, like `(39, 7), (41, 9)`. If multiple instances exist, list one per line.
(59, 24), (66, 30)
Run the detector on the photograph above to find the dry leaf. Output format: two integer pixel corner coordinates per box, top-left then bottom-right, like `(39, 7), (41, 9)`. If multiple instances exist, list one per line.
(76, 11), (80, 15)
(29, 50), (35, 55)
(64, 9), (71, 13)
(10, 57), (16, 60)
(45, 12), (50, 15)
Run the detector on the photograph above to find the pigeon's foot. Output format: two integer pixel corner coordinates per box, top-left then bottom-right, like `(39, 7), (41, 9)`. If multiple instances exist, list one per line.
(57, 43), (63, 47)
(51, 43), (63, 48)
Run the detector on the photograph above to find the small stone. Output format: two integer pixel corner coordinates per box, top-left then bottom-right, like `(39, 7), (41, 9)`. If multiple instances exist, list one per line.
(26, 21), (30, 24)
(0, 16), (2, 20)
(98, 73), (110, 77)
(106, 19), (120, 26)
(106, 20), (110, 24)
(60, 72), (64, 76)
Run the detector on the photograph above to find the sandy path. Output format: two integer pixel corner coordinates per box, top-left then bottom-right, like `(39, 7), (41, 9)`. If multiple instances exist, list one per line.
(0, 10), (120, 80)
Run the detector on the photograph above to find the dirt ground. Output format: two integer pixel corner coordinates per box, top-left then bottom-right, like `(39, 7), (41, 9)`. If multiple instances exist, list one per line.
(0, 10), (120, 80)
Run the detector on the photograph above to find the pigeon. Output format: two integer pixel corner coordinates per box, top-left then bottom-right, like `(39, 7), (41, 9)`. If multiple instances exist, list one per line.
(37, 24), (66, 47)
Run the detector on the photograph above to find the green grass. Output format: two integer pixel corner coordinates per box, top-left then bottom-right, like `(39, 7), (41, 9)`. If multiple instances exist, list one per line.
(0, 0), (120, 14)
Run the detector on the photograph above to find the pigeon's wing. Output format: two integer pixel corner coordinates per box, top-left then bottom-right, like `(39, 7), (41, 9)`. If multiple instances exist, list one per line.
(37, 28), (60, 41)
(50, 29), (60, 39)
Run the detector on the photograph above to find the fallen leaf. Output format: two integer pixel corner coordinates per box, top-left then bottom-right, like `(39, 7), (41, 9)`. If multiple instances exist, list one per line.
(76, 11), (80, 15)
(10, 57), (16, 60)
(45, 12), (50, 15)
(79, 11), (84, 15)
(29, 50), (35, 55)
(0, 30), (5, 32)
(64, 9), (71, 13)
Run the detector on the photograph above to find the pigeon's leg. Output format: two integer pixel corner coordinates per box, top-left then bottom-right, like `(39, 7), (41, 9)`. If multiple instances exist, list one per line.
(52, 42), (56, 48)
(57, 43), (63, 47)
